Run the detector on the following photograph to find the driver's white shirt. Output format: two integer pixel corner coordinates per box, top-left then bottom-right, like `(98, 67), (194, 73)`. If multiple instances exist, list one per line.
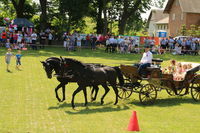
(140, 51), (153, 64)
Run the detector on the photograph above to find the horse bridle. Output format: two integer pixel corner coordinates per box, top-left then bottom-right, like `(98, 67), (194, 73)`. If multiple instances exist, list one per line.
(44, 62), (55, 75)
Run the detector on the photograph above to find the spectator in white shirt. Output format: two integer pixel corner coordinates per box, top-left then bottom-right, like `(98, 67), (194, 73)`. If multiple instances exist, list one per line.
(48, 32), (53, 45)
(31, 31), (37, 50)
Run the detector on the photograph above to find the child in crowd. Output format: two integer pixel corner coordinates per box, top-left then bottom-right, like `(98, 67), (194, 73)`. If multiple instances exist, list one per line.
(6, 39), (11, 48)
(134, 45), (140, 54)
(19, 42), (24, 49)
(151, 46), (158, 54)
(5, 48), (14, 72)
(120, 43), (125, 54)
(15, 50), (22, 70)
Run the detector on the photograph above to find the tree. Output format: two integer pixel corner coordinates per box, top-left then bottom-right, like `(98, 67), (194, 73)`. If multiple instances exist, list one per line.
(112, 0), (165, 35)
(180, 24), (187, 36)
(39, 0), (47, 31)
(188, 25), (197, 37)
(59, 0), (90, 32)
(10, 0), (26, 18)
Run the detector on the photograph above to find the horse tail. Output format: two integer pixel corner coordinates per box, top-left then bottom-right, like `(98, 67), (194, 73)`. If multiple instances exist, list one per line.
(113, 67), (124, 86)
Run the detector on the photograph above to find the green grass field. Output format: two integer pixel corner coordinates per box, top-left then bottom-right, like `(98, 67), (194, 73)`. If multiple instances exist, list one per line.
(0, 47), (199, 133)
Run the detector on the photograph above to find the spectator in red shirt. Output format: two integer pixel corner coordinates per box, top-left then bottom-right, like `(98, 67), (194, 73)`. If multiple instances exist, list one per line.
(1, 30), (7, 44)
(86, 34), (90, 46)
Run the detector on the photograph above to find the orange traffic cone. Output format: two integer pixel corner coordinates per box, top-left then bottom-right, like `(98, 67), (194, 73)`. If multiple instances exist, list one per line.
(127, 111), (140, 131)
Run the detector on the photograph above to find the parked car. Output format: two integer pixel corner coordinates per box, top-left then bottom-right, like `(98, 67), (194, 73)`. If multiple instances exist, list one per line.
(174, 36), (190, 41)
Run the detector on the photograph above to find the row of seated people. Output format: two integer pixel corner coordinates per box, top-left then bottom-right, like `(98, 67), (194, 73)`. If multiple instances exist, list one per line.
(162, 60), (193, 81)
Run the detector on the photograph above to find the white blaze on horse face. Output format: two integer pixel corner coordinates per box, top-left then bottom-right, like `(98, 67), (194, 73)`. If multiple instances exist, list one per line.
(47, 62), (50, 65)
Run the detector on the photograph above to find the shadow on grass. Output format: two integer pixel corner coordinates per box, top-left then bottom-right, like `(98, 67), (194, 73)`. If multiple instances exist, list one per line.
(48, 101), (130, 114)
(131, 97), (200, 107)
(48, 101), (113, 110)
(65, 104), (130, 115)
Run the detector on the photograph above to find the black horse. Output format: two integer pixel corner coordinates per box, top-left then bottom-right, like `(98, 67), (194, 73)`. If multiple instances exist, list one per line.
(60, 57), (124, 108)
(41, 57), (104, 102)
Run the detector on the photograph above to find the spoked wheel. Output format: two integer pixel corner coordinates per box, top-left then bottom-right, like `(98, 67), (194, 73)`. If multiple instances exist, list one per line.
(177, 87), (189, 96)
(139, 84), (157, 105)
(118, 86), (133, 99)
(166, 89), (176, 96)
(166, 86), (189, 96)
(191, 78), (200, 101)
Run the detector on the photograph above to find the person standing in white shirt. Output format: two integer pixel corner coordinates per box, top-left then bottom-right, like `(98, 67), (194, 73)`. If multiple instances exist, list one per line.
(76, 34), (82, 51)
(137, 46), (153, 77)
(31, 31), (37, 50)
(48, 32), (53, 45)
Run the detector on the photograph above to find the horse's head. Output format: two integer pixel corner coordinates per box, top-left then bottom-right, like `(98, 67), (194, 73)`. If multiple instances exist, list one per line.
(41, 60), (54, 79)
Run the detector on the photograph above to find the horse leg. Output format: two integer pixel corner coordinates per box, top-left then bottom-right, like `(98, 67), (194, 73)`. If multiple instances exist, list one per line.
(71, 86), (82, 109)
(82, 87), (88, 106)
(111, 85), (119, 105)
(100, 84), (110, 105)
(91, 86), (99, 102)
(61, 85), (66, 102)
(55, 83), (63, 102)
(91, 87), (95, 101)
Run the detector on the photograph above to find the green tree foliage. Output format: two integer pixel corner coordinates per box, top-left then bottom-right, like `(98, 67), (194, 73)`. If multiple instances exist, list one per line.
(89, 0), (165, 35)
(113, 0), (165, 35)
(180, 24), (187, 36)
(0, 0), (15, 25)
(0, 0), (166, 35)
(10, 0), (26, 18)
(188, 25), (197, 37)
(59, 0), (90, 32)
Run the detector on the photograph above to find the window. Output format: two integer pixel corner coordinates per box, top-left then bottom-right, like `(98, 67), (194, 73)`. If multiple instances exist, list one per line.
(181, 13), (184, 20)
(172, 13), (176, 20)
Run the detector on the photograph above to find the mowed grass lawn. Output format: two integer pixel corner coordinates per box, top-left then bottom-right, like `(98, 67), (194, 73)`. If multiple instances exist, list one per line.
(0, 47), (200, 133)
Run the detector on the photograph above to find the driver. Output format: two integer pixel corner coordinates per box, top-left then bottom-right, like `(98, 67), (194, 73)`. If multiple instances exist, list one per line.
(137, 46), (153, 77)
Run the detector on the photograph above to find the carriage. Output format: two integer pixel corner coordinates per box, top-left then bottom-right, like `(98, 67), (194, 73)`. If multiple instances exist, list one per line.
(117, 59), (200, 105)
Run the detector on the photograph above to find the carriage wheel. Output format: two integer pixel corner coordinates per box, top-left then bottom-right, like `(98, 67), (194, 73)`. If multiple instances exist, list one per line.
(191, 78), (200, 102)
(139, 84), (157, 105)
(166, 89), (175, 96)
(118, 86), (133, 99)
(166, 86), (189, 96)
(177, 87), (189, 96)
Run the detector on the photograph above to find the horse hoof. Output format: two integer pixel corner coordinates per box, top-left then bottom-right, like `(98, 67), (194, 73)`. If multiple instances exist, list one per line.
(101, 101), (104, 105)
(91, 98), (95, 102)
(114, 102), (118, 105)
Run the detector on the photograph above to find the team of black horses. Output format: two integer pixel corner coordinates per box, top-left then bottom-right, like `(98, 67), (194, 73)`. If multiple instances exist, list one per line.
(41, 57), (124, 109)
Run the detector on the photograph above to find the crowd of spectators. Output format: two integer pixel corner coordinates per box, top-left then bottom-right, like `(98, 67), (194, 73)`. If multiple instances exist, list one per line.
(1, 29), (199, 55)
(0, 28), (54, 50)
(62, 33), (200, 55)
(62, 32), (141, 53)
(159, 37), (200, 55)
